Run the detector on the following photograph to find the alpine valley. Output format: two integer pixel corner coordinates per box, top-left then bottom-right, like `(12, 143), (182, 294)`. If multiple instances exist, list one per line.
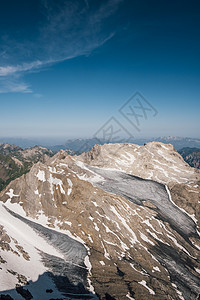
(0, 142), (200, 300)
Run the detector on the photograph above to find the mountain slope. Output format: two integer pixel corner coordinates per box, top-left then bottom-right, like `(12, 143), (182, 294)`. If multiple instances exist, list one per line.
(0, 144), (54, 191)
(0, 153), (30, 192)
(0, 142), (200, 299)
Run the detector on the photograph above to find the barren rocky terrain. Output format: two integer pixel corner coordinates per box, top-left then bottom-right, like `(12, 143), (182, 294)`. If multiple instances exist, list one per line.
(0, 142), (199, 299)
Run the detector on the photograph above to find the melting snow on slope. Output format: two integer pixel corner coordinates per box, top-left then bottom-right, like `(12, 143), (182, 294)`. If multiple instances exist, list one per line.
(75, 161), (105, 184)
(1, 200), (98, 298)
(138, 280), (155, 295)
(126, 292), (135, 299)
(171, 283), (185, 300)
(152, 266), (161, 272)
(67, 178), (73, 195)
(139, 232), (155, 246)
(0, 204), (64, 259)
(165, 185), (198, 225)
(36, 170), (46, 182)
(110, 205), (138, 244)
(115, 152), (136, 168)
(84, 255), (96, 294)
(6, 189), (19, 199)
(48, 174), (65, 195)
(0, 203), (64, 298)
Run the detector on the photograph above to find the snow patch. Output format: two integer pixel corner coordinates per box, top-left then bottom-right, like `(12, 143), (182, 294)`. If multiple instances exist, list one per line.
(64, 221), (72, 227)
(34, 189), (39, 195)
(110, 205), (138, 244)
(138, 280), (155, 295)
(67, 178), (73, 196)
(101, 241), (110, 260)
(6, 189), (19, 199)
(48, 174), (65, 196)
(126, 293), (135, 299)
(139, 232), (155, 246)
(94, 222), (100, 232)
(84, 255), (95, 294)
(152, 266), (161, 272)
(171, 283), (185, 300)
(88, 234), (93, 243)
(36, 170), (46, 182)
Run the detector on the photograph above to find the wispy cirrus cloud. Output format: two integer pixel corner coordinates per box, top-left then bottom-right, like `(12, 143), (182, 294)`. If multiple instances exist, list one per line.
(0, 78), (32, 93)
(0, 0), (123, 93)
(0, 61), (43, 77)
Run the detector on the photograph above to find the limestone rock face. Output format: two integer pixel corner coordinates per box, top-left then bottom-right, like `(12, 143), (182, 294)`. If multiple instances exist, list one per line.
(79, 142), (199, 185)
(0, 142), (200, 300)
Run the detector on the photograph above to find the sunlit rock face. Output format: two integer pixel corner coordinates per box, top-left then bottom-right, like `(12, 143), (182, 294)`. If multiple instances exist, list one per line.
(79, 142), (200, 185)
(0, 142), (200, 300)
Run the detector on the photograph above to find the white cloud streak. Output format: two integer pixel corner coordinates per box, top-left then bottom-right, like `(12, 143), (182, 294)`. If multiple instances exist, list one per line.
(0, 61), (43, 77)
(0, 0), (123, 93)
(0, 78), (32, 93)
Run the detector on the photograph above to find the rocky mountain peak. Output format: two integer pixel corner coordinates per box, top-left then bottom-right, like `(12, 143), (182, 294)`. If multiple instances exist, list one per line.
(79, 142), (199, 185)
(0, 143), (22, 155)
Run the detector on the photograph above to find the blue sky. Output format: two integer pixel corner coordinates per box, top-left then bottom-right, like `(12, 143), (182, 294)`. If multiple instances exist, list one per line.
(0, 0), (199, 140)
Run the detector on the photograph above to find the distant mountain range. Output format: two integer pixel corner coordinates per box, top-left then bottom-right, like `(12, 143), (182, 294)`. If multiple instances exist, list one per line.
(49, 138), (105, 153)
(0, 138), (41, 149)
(1, 136), (200, 152)
(48, 136), (200, 153)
